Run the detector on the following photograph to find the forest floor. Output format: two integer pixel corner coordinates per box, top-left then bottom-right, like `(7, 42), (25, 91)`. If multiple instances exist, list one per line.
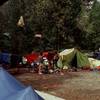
(14, 69), (100, 100)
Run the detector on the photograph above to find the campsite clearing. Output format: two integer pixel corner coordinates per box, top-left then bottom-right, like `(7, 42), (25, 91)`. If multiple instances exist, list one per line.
(15, 71), (100, 100)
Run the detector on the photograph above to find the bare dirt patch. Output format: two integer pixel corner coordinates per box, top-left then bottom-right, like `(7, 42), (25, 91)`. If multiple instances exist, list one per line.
(15, 71), (100, 100)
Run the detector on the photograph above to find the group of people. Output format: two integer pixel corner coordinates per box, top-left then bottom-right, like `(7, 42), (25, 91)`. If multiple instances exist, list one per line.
(23, 50), (64, 75)
(0, 50), (64, 75)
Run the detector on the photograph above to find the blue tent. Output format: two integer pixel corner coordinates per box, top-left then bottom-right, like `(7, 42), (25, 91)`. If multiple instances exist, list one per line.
(0, 53), (11, 64)
(0, 68), (44, 100)
(5, 86), (43, 100)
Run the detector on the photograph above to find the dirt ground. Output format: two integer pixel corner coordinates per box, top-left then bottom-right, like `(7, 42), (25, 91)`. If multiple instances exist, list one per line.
(15, 70), (100, 100)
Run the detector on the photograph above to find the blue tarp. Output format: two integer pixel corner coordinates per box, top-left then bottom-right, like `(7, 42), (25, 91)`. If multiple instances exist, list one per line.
(0, 67), (44, 100)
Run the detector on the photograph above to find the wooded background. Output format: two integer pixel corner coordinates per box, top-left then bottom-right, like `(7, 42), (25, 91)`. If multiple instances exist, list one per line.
(0, 0), (99, 54)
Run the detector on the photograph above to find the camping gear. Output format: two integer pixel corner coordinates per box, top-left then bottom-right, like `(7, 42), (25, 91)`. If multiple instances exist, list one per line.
(0, 53), (11, 64)
(58, 48), (90, 69)
(25, 53), (39, 64)
(0, 67), (44, 100)
(88, 58), (100, 69)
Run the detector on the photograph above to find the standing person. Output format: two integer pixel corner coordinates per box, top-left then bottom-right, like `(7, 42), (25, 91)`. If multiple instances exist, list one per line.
(47, 51), (54, 70)
(53, 50), (59, 69)
(38, 52), (44, 75)
(53, 50), (64, 75)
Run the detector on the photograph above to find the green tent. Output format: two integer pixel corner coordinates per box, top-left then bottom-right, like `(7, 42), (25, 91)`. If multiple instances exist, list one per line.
(57, 48), (90, 69)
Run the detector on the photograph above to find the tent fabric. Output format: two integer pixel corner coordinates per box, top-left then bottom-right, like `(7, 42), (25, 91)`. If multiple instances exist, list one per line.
(58, 48), (90, 69)
(5, 86), (43, 100)
(0, 53), (22, 66)
(76, 51), (90, 68)
(88, 58), (100, 69)
(25, 53), (39, 63)
(0, 68), (25, 100)
(0, 67), (44, 100)
(59, 48), (74, 56)
(58, 50), (75, 68)
(0, 53), (11, 64)
(35, 90), (64, 100)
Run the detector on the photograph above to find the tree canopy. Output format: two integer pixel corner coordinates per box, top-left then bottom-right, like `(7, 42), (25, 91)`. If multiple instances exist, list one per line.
(0, 0), (99, 54)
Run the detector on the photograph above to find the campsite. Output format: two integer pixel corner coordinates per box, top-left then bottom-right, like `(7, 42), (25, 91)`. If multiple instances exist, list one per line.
(12, 48), (100, 100)
(1, 0), (100, 100)
(0, 48), (100, 100)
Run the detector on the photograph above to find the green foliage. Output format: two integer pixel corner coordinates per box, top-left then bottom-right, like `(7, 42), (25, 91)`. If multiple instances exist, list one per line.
(77, 0), (100, 50)
(0, 0), (82, 54)
(27, 0), (82, 50)
(89, 0), (100, 33)
(88, 0), (100, 49)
